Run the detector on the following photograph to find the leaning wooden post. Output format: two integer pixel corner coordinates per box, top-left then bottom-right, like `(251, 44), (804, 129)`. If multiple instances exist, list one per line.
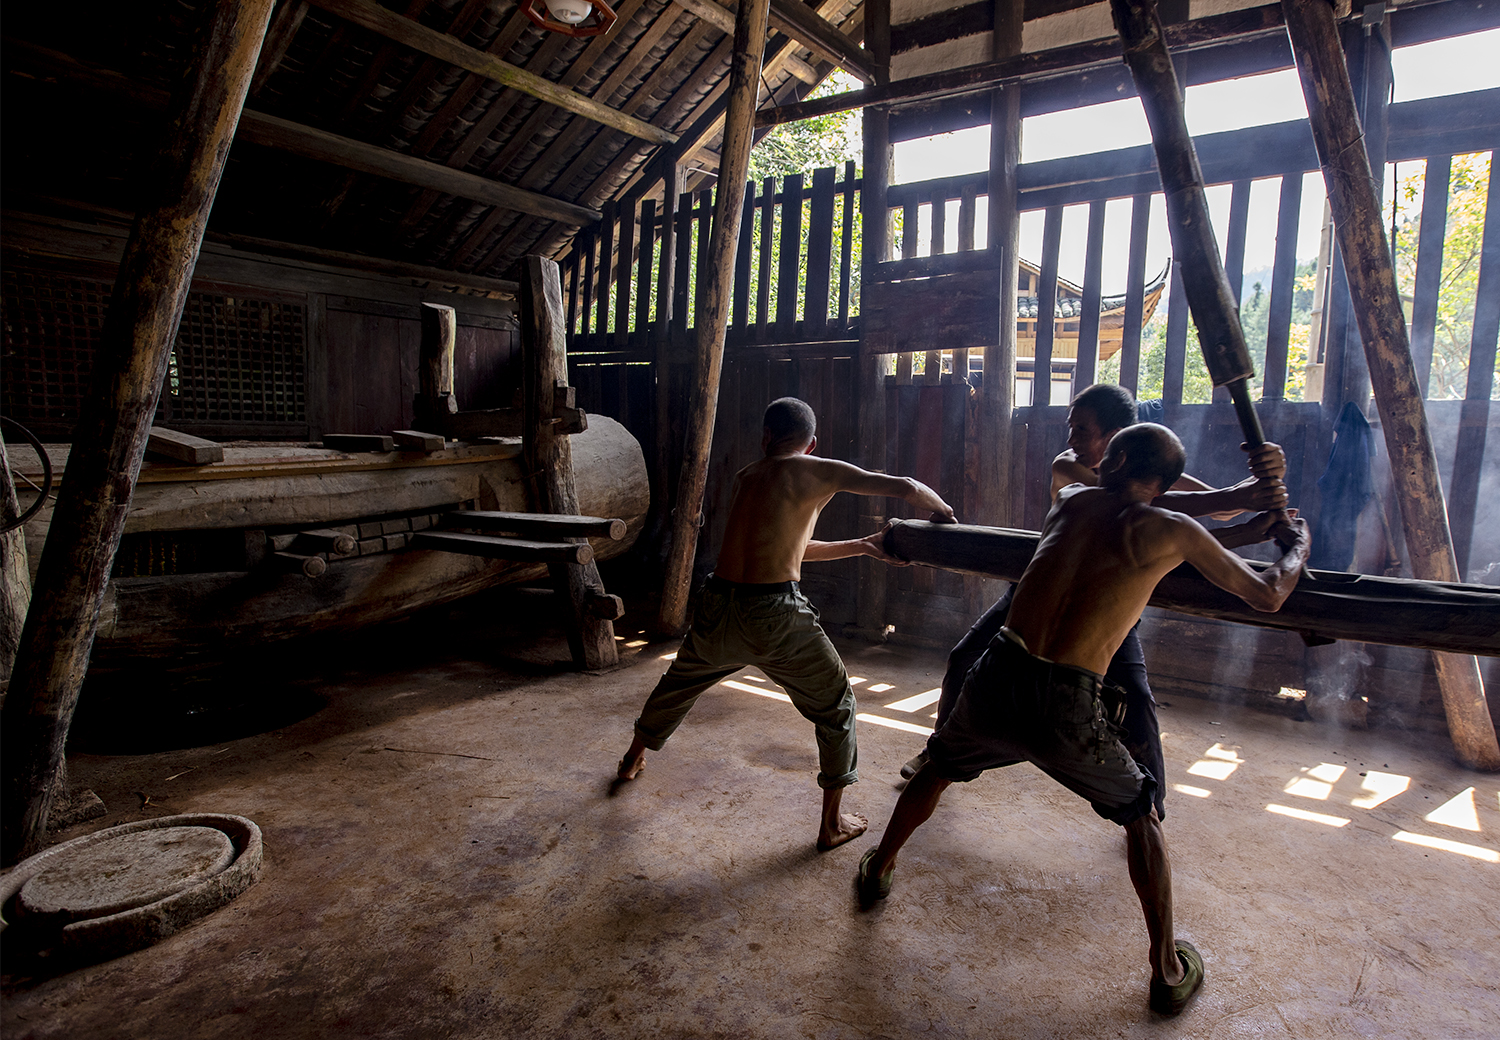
(656, 0), (773, 635)
(853, 0), (892, 638)
(518, 255), (619, 670)
(415, 301), (458, 430)
(1109, 0), (1266, 448)
(1280, 0), (1499, 770)
(0, 0), (278, 864)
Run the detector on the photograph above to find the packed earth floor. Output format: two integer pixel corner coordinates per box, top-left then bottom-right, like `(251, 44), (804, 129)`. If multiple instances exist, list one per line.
(3, 588), (1498, 1040)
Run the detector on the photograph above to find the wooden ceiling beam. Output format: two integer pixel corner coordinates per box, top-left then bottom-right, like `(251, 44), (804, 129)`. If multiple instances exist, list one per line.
(237, 110), (602, 224)
(302, 0), (679, 143)
(448, 17), (721, 268)
(471, 26), (740, 271)
(3, 40), (599, 228)
(766, 0), (873, 83)
(394, 0), (656, 245)
(250, 0), (310, 96)
(758, 2), (1287, 127)
(674, 0), (863, 81)
(208, 230), (520, 295)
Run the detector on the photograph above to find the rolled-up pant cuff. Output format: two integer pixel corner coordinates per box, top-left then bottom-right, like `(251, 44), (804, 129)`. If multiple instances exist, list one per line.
(633, 720), (672, 751)
(817, 770), (858, 790)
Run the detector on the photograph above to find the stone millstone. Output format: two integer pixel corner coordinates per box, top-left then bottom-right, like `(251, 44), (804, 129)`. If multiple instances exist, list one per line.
(19, 826), (236, 926)
(0, 813), (263, 965)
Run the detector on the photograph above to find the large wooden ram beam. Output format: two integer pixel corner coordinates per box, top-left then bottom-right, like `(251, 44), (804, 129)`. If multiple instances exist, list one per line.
(883, 520), (1500, 659)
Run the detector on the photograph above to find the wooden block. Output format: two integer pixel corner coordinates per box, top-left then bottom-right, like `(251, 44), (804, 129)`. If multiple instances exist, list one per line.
(380, 518), (411, 535)
(358, 522), (386, 539)
(358, 537), (385, 555)
(392, 429), (446, 452)
(323, 433), (395, 452)
(586, 592), (626, 620)
(382, 533), (409, 552)
(147, 426), (224, 465)
(410, 514), (433, 531)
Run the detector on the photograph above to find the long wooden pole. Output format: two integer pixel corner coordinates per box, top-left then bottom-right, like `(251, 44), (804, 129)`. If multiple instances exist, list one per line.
(883, 520), (1500, 658)
(1281, 0), (1499, 770)
(0, 0), (278, 864)
(656, 0), (772, 635)
(0, 436), (32, 690)
(1109, 0), (1262, 439)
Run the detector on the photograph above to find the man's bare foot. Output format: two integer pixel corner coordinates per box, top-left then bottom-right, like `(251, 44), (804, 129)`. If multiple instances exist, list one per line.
(816, 812), (867, 851)
(617, 737), (647, 780)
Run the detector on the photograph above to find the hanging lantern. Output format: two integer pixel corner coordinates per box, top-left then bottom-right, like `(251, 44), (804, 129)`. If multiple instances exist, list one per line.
(522, 0), (617, 37)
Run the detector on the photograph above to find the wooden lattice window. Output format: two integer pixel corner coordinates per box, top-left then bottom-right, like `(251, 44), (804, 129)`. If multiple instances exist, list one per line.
(161, 291), (306, 424)
(1, 267), (307, 432)
(1, 267), (112, 426)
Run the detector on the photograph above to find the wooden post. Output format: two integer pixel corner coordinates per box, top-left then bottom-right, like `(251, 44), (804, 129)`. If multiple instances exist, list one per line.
(854, 0), (893, 638)
(969, 0), (1023, 615)
(0, 0), (277, 864)
(416, 302), (458, 429)
(518, 256), (619, 670)
(656, 0), (772, 635)
(1281, 0), (1500, 770)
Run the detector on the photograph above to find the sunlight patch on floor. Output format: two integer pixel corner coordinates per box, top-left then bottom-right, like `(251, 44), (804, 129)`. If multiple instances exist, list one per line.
(1266, 804), (1350, 827)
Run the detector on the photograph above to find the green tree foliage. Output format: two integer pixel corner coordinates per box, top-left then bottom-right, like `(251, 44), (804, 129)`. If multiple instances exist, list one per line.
(741, 72), (864, 322)
(1392, 152), (1495, 400)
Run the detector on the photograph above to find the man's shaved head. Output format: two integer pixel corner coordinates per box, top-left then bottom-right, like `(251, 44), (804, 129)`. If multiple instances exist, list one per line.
(1100, 423), (1186, 493)
(764, 397), (817, 452)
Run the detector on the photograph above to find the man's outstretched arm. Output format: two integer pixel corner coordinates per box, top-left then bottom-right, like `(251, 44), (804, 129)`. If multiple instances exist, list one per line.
(1156, 443), (1288, 519)
(805, 523), (910, 564)
(1176, 512), (1311, 612)
(816, 459), (957, 522)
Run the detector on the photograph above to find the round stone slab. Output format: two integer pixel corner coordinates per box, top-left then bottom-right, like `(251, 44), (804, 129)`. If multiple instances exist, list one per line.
(19, 826), (236, 924)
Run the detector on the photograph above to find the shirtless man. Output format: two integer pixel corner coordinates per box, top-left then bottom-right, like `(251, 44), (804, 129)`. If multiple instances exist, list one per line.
(617, 397), (956, 851)
(900, 384), (1289, 821)
(859, 422), (1310, 1015)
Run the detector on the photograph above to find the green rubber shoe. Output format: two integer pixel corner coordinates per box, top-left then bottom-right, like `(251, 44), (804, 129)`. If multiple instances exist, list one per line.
(1149, 940), (1205, 1015)
(857, 848), (894, 906)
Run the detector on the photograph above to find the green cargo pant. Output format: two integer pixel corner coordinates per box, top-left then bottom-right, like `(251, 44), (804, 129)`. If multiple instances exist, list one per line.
(634, 577), (858, 789)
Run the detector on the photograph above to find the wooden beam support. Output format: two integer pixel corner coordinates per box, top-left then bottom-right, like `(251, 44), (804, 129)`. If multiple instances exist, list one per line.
(657, 0), (773, 635)
(302, 0), (678, 144)
(0, 0), (278, 865)
(0, 435), (32, 690)
(411, 531), (594, 564)
(1281, 0), (1500, 770)
(210, 231), (519, 296)
(237, 110), (600, 226)
(883, 520), (1500, 658)
(518, 255), (620, 669)
(445, 511), (627, 540)
(756, 3), (1287, 128)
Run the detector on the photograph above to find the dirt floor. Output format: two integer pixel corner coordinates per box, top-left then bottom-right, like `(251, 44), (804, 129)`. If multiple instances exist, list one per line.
(3, 591), (1498, 1039)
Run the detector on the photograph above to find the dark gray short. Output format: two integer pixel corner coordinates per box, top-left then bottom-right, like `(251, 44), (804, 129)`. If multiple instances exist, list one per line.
(926, 631), (1157, 826)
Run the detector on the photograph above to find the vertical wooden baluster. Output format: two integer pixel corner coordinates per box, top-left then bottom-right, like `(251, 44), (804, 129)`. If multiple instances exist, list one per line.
(1263, 172), (1303, 400)
(1119, 192), (1151, 394)
(1075, 199), (1106, 393)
